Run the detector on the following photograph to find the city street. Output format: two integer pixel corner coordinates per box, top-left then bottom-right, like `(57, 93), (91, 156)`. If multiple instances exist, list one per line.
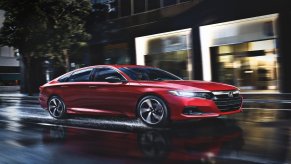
(1, 95), (291, 163)
(1, 1), (291, 164)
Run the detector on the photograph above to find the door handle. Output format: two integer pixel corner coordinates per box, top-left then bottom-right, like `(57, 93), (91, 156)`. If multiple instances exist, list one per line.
(89, 86), (96, 88)
(61, 86), (68, 88)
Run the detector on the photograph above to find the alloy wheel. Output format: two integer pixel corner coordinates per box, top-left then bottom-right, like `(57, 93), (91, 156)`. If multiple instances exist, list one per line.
(139, 96), (167, 126)
(48, 97), (66, 118)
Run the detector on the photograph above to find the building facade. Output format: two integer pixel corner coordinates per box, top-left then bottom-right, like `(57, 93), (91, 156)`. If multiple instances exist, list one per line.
(0, 10), (20, 86)
(88, 0), (291, 93)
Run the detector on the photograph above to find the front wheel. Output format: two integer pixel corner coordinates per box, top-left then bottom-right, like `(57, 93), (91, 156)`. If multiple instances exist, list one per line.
(48, 96), (66, 119)
(137, 95), (169, 127)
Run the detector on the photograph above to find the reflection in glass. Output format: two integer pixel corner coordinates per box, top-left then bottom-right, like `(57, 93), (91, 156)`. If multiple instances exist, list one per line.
(103, 43), (131, 64)
(147, 0), (160, 10)
(211, 39), (278, 92)
(142, 31), (192, 80)
(134, 0), (146, 14)
(120, 0), (131, 16)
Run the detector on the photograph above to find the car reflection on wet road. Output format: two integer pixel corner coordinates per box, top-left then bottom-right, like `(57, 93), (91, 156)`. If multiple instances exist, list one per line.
(1, 96), (291, 163)
(41, 118), (243, 163)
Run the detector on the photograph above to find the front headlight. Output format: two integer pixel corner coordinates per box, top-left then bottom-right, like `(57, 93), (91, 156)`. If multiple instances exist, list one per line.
(169, 90), (213, 99)
(233, 90), (240, 95)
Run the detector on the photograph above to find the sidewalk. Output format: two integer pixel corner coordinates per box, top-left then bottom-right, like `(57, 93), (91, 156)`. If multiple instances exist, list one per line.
(0, 86), (20, 93)
(0, 86), (39, 99)
(242, 93), (291, 104)
(0, 93), (39, 98)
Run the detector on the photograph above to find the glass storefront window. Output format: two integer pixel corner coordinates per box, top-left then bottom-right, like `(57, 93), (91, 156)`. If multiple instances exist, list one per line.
(120, 0), (131, 16)
(134, 0), (146, 14)
(147, 0), (160, 10)
(200, 14), (279, 92)
(163, 0), (177, 6)
(103, 43), (131, 64)
(135, 29), (192, 80)
(211, 39), (278, 92)
(145, 50), (188, 79)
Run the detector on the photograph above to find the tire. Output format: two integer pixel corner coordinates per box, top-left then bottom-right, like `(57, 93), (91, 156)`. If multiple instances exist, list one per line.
(137, 95), (169, 127)
(48, 96), (66, 119)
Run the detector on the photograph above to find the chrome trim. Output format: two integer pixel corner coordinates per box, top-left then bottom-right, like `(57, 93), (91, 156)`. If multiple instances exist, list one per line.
(212, 90), (239, 95)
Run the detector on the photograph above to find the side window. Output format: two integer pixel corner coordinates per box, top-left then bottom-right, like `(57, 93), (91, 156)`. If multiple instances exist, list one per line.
(68, 68), (93, 82)
(94, 68), (124, 82)
(58, 73), (71, 82)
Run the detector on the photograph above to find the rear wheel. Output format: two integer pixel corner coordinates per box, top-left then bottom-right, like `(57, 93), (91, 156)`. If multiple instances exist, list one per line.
(48, 96), (66, 119)
(137, 95), (169, 127)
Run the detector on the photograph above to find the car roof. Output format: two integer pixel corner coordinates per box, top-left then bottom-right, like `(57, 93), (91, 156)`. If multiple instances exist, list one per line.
(55, 65), (150, 80)
(63, 65), (156, 77)
(78, 64), (154, 70)
(101, 65), (153, 69)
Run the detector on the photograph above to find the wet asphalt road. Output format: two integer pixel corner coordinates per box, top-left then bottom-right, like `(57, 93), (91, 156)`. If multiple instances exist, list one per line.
(1, 96), (291, 164)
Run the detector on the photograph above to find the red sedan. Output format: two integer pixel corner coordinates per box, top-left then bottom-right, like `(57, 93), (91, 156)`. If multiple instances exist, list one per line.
(39, 65), (242, 127)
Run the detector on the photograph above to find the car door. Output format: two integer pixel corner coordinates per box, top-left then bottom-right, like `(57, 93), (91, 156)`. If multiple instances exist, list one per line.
(62, 68), (94, 110)
(88, 67), (133, 114)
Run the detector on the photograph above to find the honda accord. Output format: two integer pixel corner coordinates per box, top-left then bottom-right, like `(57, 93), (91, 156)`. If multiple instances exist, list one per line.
(39, 65), (243, 127)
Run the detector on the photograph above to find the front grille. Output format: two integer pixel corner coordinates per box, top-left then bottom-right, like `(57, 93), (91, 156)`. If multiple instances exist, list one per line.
(212, 91), (242, 112)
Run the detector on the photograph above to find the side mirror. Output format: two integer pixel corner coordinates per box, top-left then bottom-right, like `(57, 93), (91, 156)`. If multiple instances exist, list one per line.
(105, 76), (125, 83)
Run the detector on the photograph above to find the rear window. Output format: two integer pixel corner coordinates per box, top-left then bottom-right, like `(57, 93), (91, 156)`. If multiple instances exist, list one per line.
(67, 68), (93, 82)
(58, 73), (71, 82)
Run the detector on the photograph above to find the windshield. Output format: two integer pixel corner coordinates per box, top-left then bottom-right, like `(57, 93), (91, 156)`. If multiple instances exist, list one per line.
(119, 67), (182, 81)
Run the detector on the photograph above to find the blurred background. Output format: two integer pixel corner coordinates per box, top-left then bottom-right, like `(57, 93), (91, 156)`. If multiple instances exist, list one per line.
(0, 0), (291, 94)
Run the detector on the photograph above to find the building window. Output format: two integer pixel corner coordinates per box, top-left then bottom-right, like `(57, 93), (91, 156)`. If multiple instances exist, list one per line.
(147, 0), (160, 10)
(200, 14), (279, 92)
(134, 0), (146, 14)
(211, 40), (278, 92)
(163, 0), (177, 6)
(108, 0), (119, 19)
(135, 29), (193, 80)
(120, 0), (131, 17)
(180, 0), (191, 3)
(103, 43), (131, 64)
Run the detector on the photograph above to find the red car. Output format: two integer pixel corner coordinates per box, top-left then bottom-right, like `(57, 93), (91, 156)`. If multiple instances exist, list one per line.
(39, 65), (243, 127)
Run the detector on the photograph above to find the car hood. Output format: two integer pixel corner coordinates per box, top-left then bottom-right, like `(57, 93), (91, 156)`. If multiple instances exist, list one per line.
(138, 80), (238, 91)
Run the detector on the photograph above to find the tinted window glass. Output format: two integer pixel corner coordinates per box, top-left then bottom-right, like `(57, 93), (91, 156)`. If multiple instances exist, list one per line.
(120, 0), (131, 16)
(58, 73), (71, 82)
(148, 0), (160, 10)
(68, 68), (93, 82)
(119, 67), (182, 81)
(94, 68), (124, 82)
(163, 0), (177, 6)
(108, 0), (119, 19)
(134, 0), (145, 13)
(180, 0), (191, 2)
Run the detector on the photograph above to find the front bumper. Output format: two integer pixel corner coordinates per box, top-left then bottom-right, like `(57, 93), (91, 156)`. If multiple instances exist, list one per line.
(166, 94), (243, 121)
